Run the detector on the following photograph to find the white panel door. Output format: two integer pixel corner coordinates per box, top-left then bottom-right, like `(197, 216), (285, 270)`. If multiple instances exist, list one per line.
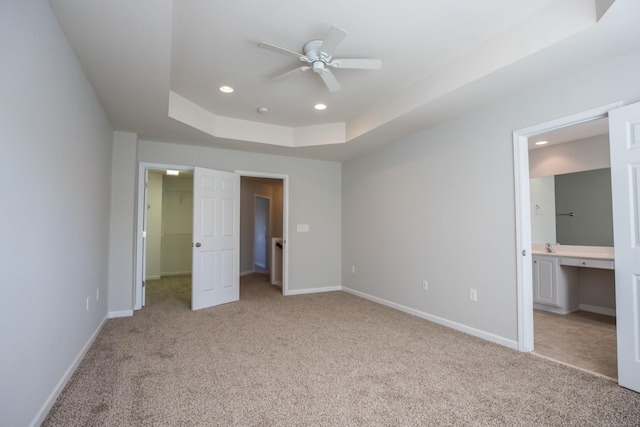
(610, 102), (640, 392)
(192, 167), (240, 310)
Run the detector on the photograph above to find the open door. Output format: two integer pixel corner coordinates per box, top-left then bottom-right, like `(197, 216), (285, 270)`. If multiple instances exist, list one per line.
(192, 167), (240, 310)
(610, 102), (640, 393)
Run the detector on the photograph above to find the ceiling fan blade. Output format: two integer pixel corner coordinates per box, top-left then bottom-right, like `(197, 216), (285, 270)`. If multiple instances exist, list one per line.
(272, 66), (310, 82)
(258, 42), (306, 61)
(319, 69), (341, 92)
(319, 26), (346, 57)
(331, 58), (382, 70)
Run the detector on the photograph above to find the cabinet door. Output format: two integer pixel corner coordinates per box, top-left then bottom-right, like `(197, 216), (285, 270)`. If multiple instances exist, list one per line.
(533, 256), (559, 307)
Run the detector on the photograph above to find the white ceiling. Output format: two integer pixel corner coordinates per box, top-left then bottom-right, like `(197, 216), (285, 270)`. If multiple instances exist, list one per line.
(48, 0), (640, 161)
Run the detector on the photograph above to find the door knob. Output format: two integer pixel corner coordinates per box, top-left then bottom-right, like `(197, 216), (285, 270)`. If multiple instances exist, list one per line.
(195, 242), (201, 247)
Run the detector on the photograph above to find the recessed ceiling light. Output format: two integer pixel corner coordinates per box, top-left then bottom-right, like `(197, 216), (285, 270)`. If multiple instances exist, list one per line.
(535, 140), (548, 146)
(219, 85), (234, 93)
(257, 107), (269, 114)
(314, 103), (327, 110)
(166, 170), (180, 176)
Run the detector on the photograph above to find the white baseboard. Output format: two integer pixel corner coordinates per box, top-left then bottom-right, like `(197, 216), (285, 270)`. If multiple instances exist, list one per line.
(31, 314), (108, 427)
(286, 285), (341, 296)
(579, 304), (616, 317)
(145, 275), (161, 280)
(109, 310), (133, 318)
(341, 287), (519, 351)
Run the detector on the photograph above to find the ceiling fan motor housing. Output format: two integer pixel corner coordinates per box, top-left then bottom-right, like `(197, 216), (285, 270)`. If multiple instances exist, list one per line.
(312, 60), (327, 74)
(304, 40), (331, 75)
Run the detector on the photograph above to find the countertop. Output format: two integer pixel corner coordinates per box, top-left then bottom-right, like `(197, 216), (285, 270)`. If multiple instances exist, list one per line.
(531, 244), (614, 261)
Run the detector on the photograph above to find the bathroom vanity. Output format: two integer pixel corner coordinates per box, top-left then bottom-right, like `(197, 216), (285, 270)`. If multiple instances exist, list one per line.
(531, 244), (614, 315)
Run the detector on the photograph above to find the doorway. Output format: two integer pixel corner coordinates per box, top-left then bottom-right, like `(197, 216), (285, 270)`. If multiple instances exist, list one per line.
(512, 102), (623, 375)
(239, 174), (287, 293)
(526, 121), (617, 378)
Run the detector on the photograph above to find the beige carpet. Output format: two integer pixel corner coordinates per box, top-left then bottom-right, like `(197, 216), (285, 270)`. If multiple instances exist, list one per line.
(43, 274), (640, 426)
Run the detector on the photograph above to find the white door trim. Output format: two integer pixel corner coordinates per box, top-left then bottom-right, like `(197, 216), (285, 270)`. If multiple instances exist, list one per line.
(236, 170), (290, 296)
(512, 102), (622, 352)
(135, 162), (194, 310)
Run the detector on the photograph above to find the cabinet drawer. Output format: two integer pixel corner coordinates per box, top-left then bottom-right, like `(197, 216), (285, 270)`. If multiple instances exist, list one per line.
(560, 257), (614, 270)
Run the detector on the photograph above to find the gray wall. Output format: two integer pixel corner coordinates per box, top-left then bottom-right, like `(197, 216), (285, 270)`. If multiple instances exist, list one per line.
(342, 50), (640, 343)
(134, 140), (342, 296)
(0, 1), (113, 426)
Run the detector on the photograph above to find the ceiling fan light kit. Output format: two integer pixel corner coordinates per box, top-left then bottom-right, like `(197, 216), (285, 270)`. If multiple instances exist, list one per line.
(258, 26), (382, 92)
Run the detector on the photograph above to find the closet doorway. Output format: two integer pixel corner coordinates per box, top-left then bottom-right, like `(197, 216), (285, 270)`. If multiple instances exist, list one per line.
(144, 169), (194, 307)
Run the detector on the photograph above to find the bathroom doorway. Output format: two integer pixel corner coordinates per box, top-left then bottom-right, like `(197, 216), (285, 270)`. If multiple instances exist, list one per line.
(238, 173), (287, 294)
(527, 119), (617, 379)
(512, 103), (622, 380)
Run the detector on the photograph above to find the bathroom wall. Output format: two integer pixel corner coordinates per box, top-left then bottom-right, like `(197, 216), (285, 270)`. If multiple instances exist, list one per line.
(529, 134), (610, 178)
(529, 175), (556, 243)
(555, 168), (613, 246)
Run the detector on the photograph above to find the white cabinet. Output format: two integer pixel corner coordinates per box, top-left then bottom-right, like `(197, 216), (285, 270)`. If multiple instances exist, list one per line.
(532, 255), (579, 314)
(533, 255), (558, 306)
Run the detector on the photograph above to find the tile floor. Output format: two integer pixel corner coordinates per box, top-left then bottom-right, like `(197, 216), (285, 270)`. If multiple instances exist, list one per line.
(533, 309), (617, 379)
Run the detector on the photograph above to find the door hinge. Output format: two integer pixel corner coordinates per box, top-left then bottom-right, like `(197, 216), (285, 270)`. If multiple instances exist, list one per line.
(522, 249), (527, 256)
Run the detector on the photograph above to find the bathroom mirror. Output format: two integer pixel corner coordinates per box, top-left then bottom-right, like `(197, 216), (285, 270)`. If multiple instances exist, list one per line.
(530, 168), (613, 246)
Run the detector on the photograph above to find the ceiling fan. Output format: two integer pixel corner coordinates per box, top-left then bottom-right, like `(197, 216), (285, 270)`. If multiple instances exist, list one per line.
(258, 26), (382, 93)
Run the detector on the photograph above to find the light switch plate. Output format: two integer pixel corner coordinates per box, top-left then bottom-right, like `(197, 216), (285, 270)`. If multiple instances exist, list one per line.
(297, 224), (310, 232)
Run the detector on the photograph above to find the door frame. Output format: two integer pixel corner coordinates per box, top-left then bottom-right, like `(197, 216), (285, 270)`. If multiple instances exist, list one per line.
(237, 170), (290, 296)
(512, 101), (622, 352)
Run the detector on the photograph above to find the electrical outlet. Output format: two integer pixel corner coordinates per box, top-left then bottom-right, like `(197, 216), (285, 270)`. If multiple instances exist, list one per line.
(96, 288), (100, 301)
(422, 280), (428, 291)
(469, 289), (477, 302)
(86, 296), (90, 311)
(351, 265), (355, 274)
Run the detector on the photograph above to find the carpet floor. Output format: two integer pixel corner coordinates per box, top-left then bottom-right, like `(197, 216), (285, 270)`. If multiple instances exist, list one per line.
(42, 274), (640, 426)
